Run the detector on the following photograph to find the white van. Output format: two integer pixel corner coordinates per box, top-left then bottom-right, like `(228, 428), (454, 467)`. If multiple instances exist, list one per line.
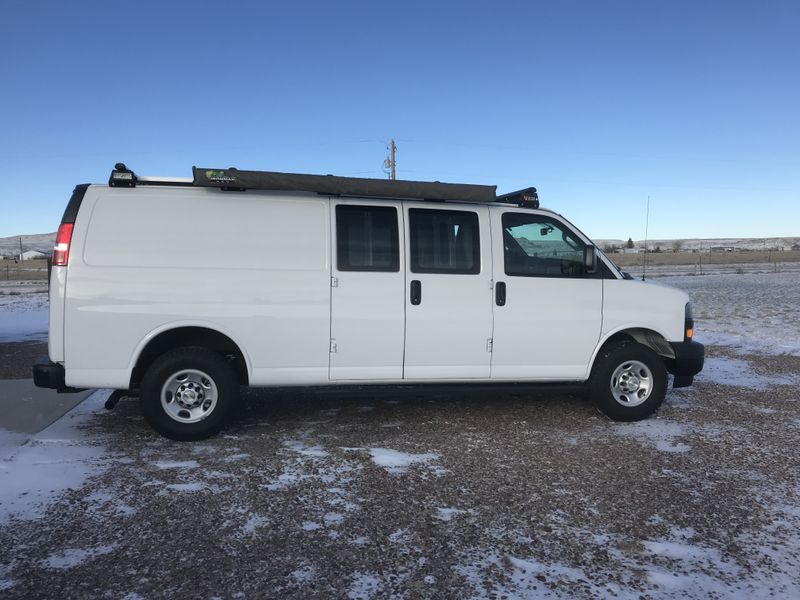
(34, 164), (704, 440)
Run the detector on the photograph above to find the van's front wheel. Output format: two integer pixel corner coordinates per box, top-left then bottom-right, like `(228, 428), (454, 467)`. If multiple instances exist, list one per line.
(140, 347), (239, 440)
(590, 341), (667, 421)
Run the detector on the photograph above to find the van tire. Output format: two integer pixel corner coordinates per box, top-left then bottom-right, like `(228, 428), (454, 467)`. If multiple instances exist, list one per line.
(140, 347), (239, 441)
(590, 341), (667, 421)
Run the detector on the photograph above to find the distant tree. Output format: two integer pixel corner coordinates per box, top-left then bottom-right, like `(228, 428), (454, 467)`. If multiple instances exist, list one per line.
(672, 239), (684, 252)
(654, 245), (662, 253)
(626, 238), (634, 249)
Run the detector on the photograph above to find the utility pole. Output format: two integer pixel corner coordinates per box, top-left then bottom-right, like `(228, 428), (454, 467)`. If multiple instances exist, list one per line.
(383, 139), (397, 180)
(18, 237), (22, 260)
(642, 195), (650, 281)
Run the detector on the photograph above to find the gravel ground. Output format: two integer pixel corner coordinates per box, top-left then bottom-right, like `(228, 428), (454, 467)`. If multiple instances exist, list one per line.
(1, 344), (799, 599)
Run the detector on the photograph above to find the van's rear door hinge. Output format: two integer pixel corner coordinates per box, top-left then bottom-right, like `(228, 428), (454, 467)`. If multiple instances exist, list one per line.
(486, 338), (493, 353)
(331, 276), (338, 288)
(329, 339), (337, 353)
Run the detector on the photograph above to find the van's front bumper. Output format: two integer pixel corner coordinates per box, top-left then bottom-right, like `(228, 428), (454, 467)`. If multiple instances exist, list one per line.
(32, 357), (84, 393)
(666, 340), (705, 388)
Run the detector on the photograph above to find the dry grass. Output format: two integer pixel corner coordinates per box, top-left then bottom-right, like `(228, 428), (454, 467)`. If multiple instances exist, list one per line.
(610, 249), (800, 268)
(1, 258), (49, 281)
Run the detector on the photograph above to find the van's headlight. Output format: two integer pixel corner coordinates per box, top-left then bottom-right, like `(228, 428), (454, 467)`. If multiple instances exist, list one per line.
(684, 302), (694, 341)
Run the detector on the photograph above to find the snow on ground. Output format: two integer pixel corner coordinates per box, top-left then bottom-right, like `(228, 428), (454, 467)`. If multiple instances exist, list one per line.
(700, 355), (799, 389)
(0, 390), (111, 525)
(364, 447), (440, 474)
(0, 290), (48, 342)
(1, 270), (799, 598)
(659, 271), (800, 355)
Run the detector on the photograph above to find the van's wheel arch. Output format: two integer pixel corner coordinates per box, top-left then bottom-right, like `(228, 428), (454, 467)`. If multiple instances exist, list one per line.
(590, 340), (667, 421)
(140, 346), (239, 441)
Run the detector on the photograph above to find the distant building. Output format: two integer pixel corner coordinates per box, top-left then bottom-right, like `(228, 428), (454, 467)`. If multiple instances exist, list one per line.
(20, 250), (47, 260)
(622, 248), (639, 254)
(710, 246), (733, 253)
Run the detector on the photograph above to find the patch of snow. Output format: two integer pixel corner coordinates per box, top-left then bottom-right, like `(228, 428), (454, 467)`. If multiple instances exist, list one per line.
(164, 482), (206, 493)
(85, 489), (136, 517)
(43, 544), (117, 570)
(456, 552), (628, 599)
(290, 565), (316, 584)
(284, 440), (329, 458)
(365, 448), (440, 474)
(0, 428), (30, 462)
(699, 356), (797, 390)
(263, 466), (309, 491)
(387, 528), (411, 544)
(0, 390), (111, 525)
(302, 521), (321, 531)
(240, 513), (268, 536)
(324, 511), (345, 525)
(222, 453), (251, 462)
(153, 460), (199, 469)
(0, 292), (48, 342)
(435, 507), (466, 522)
(347, 572), (383, 600)
(0, 562), (14, 591)
(612, 419), (691, 453)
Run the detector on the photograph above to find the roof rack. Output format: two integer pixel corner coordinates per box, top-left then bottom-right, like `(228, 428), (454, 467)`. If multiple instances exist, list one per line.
(108, 163), (540, 208)
(496, 187), (539, 209)
(191, 167), (497, 203)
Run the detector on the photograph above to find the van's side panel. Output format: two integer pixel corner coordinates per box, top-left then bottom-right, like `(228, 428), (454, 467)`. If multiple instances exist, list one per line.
(601, 280), (685, 342)
(63, 187), (331, 388)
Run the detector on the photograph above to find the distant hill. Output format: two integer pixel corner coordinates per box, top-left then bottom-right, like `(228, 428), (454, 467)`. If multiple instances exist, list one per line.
(595, 237), (800, 252)
(0, 232), (56, 258)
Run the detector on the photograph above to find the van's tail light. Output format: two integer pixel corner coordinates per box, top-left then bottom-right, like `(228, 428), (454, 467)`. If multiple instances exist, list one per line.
(52, 223), (74, 266)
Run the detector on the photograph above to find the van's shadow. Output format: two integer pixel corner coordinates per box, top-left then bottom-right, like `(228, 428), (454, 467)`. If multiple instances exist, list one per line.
(103, 385), (600, 440)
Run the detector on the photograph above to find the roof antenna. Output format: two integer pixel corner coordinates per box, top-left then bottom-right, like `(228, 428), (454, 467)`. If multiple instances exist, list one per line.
(642, 195), (650, 281)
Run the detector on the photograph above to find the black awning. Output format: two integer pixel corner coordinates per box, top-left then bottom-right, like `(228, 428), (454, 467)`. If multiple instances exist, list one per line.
(192, 167), (497, 203)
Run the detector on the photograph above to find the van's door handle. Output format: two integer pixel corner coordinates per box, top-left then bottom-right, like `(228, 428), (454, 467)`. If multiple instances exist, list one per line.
(496, 281), (506, 306)
(410, 280), (422, 305)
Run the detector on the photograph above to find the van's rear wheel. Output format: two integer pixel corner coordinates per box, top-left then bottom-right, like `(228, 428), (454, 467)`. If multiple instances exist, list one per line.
(590, 341), (667, 421)
(140, 347), (239, 440)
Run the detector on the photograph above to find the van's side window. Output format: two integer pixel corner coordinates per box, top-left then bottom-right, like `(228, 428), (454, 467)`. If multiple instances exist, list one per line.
(502, 213), (588, 278)
(409, 209), (480, 274)
(336, 205), (400, 272)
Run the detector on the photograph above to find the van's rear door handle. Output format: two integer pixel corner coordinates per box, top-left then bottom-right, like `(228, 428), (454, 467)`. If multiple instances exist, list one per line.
(410, 280), (422, 305)
(496, 281), (506, 306)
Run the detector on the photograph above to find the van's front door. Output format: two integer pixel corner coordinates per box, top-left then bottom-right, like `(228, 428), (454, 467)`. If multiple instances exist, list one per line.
(489, 208), (603, 380)
(402, 203), (494, 379)
(329, 200), (406, 380)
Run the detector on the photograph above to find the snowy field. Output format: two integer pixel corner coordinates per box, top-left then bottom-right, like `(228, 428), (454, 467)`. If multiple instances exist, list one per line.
(1, 272), (799, 598)
(0, 286), (48, 342)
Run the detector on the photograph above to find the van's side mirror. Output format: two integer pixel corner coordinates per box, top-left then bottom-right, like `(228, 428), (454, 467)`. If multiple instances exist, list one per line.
(584, 245), (597, 273)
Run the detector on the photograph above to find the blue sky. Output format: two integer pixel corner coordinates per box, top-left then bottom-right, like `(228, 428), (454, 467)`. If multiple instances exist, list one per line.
(1, 0), (798, 240)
